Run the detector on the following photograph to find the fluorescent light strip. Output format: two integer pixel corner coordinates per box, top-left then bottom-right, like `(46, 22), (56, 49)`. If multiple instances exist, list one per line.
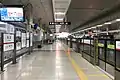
(71, 18), (120, 35)
(55, 18), (63, 21)
(116, 19), (120, 21)
(55, 12), (65, 15)
(104, 22), (111, 25)
(97, 25), (103, 27)
(56, 25), (61, 27)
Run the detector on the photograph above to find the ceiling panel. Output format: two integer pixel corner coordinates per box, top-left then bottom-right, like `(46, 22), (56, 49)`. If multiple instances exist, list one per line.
(66, 0), (120, 32)
(53, 0), (71, 32)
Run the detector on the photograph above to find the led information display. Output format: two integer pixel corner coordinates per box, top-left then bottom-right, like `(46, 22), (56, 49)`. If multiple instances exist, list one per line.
(0, 7), (24, 22)
(49, 22), (71, 25)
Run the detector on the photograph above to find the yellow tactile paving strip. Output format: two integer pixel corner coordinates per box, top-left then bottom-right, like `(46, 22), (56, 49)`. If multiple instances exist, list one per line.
(65, 48), (88, 80)
(62, 43), (112, 80)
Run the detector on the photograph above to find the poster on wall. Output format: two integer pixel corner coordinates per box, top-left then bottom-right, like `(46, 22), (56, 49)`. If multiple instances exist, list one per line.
(21, 33), (26, 48)
(30, 33), (33, 46)
(3, 34), (14, 51)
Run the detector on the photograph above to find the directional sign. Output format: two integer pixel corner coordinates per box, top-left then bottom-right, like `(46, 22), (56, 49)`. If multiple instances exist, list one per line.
(49, 22), (71, 25)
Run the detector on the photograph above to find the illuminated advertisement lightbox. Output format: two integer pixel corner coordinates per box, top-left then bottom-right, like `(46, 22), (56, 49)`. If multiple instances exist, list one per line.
(0, 5), (24, 22)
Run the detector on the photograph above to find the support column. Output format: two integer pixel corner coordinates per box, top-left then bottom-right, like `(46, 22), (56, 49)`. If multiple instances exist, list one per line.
(24, 3), (33, 32)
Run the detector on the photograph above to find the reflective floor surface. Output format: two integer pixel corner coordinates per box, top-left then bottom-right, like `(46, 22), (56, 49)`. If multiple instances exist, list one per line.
(0, 41), (113, 80)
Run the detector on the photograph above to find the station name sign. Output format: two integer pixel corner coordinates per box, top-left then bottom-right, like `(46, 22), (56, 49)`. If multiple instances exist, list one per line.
(49, 22), (71, 25)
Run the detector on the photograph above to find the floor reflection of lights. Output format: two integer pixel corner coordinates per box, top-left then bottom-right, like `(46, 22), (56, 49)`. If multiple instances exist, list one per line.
(26, 66), (33, 71)
(21, 72), (31, 77)
(59, 72), (64, 76)
(56, 56), (61, 60)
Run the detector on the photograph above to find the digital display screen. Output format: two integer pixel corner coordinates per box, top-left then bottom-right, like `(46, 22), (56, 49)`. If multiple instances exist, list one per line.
(0, 7), (24, 22)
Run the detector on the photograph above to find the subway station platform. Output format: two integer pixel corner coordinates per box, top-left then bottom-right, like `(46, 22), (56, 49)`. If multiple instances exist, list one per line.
(0, 41), (113, 80)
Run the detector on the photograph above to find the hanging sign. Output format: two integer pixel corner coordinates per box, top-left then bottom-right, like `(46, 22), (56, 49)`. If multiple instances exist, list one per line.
(49, 22), (71, 25)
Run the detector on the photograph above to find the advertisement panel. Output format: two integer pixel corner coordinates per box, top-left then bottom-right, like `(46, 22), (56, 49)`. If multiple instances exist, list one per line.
(116, 41), (120, 50)
(3, 34), (14, 51)
(4, 43), (14, 51)
(0, 7), (24, 22)
(21, 33), (26, 48)
(3, 34), (14, 43)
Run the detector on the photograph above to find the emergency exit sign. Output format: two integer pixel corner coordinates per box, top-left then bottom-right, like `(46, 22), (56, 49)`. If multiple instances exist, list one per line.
(49, 22), (71, 25)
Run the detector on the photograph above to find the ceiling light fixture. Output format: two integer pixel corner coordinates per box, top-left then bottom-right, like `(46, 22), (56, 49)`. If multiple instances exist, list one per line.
(104, 22), (111, 25)
(97, 25), (102, 27)
(91, 26), (96, 29)
(116, 19), (120, 21)
(55, 12), (65, 15)
(56, 25), (61, 27)
(55, 18), (63, 21)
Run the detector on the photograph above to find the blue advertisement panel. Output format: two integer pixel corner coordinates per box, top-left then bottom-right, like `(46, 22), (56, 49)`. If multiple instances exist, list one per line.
(0, 7), (24, 22)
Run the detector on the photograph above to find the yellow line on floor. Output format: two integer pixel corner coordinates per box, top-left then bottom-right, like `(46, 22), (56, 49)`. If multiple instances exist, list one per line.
(64, 50), (88, 80)
(62, 43), (110, 80)
(68, 56), (88, 80)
